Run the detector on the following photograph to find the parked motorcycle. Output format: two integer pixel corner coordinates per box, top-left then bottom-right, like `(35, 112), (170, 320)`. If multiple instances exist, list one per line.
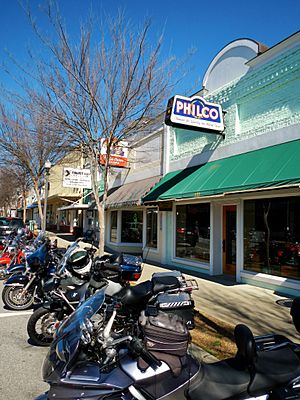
(27, 251), (143, 346)
(0, 231), (26, 278)
(1, 240), (59, 310)
(36, 280), (300, 400)
(0, 230), (47, 279)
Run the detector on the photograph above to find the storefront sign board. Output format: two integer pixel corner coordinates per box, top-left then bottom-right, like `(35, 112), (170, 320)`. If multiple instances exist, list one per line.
(99, 139), (129, 168)
(63, 167), (92, 189)
(165, 95), (225, 133)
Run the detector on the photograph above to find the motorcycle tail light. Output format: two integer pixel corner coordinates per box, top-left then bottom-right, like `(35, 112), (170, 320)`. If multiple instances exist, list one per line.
(132, 273), (141, 281)
(55, 321), (60, 329)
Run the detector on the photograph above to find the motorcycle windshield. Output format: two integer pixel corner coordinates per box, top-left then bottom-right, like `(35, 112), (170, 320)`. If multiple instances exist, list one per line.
(56, 240), (81, 276)
(42, 288), (106, 382)
(26, 243), (47, 266)
(33, 231), (45, 246)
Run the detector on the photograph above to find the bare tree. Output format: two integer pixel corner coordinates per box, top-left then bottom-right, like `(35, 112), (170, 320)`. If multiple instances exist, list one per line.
(0, 102), (71, 226)
(0, 0), (189, 252)
(3, 2), (188, 252)
(0, 164), (30, 219)
(0, 169), (18, 216)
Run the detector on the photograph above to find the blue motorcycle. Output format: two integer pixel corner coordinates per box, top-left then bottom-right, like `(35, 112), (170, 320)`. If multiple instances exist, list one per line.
(2, 241), (58, 310)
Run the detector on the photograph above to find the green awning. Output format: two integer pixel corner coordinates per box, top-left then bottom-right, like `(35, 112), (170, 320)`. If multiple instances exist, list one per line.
(143, 139), (300, 202)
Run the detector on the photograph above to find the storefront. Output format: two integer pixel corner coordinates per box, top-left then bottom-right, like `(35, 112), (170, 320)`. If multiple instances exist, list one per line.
(141, 33), (300, 296)
(101, 176), (161, 255)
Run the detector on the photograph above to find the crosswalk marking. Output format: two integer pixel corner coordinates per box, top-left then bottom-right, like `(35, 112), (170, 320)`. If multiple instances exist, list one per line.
(0, 311), (33, 318)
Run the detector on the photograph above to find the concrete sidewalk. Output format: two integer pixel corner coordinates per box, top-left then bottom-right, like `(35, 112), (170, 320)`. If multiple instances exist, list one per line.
(140, 262), (299, 342)
(50, 232), (300, 342)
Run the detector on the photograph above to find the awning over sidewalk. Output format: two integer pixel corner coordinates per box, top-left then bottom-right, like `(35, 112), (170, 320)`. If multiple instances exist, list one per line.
(143, 139), (300, 202)
(27, 203), (38, 209)
(58, 204), (89, 211)
(105, 175), (162, 209)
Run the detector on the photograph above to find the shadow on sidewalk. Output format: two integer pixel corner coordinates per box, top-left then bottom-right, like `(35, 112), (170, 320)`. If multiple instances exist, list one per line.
(51, 232), (100, 247)
(55, 232), (76, 242)
(152, 262), (242, 287)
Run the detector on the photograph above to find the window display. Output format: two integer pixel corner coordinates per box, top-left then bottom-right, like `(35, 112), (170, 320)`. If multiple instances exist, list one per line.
(244, 197), (300, 280)
(121, 210), (143, 243)
(175, 203), (210, 262)
(110, 210), (117, 242)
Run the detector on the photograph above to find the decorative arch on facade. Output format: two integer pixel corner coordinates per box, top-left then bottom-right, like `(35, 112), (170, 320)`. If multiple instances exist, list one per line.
(202, 39), (268, 93)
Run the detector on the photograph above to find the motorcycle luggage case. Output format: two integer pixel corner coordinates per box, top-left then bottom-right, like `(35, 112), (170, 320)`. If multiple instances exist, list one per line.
(143, 311), (189, 356)
(140, 311), (189, 376)
(119, 254), (142, 281)
(155, 292), (195, 329)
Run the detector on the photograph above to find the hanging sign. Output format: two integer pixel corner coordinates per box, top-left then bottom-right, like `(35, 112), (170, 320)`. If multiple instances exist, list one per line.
(63, 168), (92, 189)
(165, 95), (225, 133)
(99, 139), (129, 168)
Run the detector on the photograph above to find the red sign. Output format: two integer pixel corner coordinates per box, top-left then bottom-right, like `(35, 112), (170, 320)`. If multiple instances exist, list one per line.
(99, 139), (128, 168)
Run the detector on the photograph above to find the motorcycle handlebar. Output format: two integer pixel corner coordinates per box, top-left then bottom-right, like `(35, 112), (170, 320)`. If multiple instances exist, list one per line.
(129, 338), (162, 370)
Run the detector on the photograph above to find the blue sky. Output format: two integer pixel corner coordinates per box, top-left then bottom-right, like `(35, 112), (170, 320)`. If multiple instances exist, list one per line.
(0, 0), (299, 96)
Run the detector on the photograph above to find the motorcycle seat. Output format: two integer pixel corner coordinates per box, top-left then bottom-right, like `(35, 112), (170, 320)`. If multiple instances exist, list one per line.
(249, 347), (300, 396)
(116, 276), (181, 309)
(187, 359), (250, 400)
(234, 324), (300, 396)
(151, 275), (180, 294)
(116, 280), (153, 307)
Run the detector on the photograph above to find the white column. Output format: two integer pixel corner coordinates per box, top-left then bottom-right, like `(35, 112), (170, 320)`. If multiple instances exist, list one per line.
(163, 125), (171, 175)
(70, 210), (74, 233)
(211, 201), (222, 275)
(236, 200), (243, 283)
(117, 210), (122, 243)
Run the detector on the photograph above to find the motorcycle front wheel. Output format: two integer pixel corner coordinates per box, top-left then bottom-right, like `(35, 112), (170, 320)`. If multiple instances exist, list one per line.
(27, 307), (61, 346)
(0, 266), (8, 280)
(2, 286), (34, 310)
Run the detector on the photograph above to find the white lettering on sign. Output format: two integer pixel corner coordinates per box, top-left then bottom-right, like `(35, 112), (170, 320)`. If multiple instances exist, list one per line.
(168, 95), (225, 132)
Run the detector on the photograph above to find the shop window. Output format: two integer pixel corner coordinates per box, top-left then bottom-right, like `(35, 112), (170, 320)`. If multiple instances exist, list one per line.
(146, 208), (158, 248)
(121, 210), (143, 243)
(244, 197), (300, 280)
(110, 211), (118, 243)
(176, 204), (210, 262)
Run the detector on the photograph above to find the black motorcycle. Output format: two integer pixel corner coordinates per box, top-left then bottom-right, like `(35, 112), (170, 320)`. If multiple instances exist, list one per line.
(26, 253), (133, 346)
(27, 256), (192, 346)
(36, 281), (300, 400)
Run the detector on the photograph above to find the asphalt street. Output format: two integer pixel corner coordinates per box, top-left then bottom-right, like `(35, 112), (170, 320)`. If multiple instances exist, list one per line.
(0, 282), (48, 400)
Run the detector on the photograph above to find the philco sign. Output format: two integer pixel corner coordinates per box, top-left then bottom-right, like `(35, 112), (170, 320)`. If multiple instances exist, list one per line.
(165, 95), (224, 133)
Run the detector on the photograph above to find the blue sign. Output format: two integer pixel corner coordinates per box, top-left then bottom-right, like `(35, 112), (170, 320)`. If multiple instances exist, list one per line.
(165, 95), (224, 133)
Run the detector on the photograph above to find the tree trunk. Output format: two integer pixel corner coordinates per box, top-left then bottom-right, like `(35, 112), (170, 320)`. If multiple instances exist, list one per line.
(33, 179), (44, 229)
(22, 192), (27, 224)
(90, 153), (105, 254)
